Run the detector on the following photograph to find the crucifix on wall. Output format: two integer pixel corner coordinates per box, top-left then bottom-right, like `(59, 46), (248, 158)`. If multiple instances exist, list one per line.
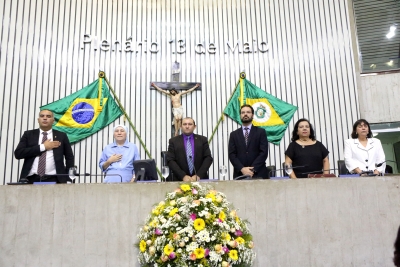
(151, 82), (201, 136)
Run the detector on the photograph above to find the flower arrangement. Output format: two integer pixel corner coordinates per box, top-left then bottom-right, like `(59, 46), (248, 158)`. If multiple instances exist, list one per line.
(137, 182), (256, 267)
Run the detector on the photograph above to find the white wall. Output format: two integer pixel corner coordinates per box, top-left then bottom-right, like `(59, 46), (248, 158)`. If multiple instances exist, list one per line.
(359, 72), (400, 123)
(1, 179), (400, 266)
(0, 0), (360, 184)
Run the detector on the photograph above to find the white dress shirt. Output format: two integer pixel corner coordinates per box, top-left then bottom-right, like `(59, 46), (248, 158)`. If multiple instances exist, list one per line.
(344, 138), (386, 173)
(28, 129), (57, 176)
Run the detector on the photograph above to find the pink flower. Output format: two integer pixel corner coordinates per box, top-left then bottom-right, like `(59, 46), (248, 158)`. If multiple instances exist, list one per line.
(235, 230), (243, 236)
(192, 188), (198, 194)
(189, 253), (197, 260)
(223, 246), (230, 253)
(155, 228), (162, 235)
(190, 213), (197, 220)
(205, 248), (210, 257)
(169, 252), (176, 259)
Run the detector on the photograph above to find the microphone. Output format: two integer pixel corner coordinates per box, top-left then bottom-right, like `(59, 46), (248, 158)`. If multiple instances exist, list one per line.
(234, 174), (251, 180)
(302, 168), (338, 175)
(375, 160), (396, 168)
(359, 170), (379, 176)
(269, 165), (308, 177)
(189, 155), (198, 180)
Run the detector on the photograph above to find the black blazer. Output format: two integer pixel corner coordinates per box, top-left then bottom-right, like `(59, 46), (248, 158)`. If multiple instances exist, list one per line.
(14, 129), (74, 183)
(228, 125), (269, 178)
(167, 134), (213, 180)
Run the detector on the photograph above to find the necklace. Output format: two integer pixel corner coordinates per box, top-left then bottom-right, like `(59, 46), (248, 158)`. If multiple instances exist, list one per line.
(299, 138), (310, 148)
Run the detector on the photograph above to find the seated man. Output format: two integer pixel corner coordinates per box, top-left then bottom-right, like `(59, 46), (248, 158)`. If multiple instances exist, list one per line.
(167, 117), (213, 181)
(14, 110), (74, 183)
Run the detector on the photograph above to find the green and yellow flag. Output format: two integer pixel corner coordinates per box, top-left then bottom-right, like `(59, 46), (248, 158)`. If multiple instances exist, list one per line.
(224, 73), (297, 145)
(41, 77), (123, 143)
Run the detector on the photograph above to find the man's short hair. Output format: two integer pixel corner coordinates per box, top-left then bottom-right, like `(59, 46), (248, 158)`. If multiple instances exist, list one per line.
(240, 104), (254, 114)
(183, 117), (196, 126)
(39, 109), (54, 117)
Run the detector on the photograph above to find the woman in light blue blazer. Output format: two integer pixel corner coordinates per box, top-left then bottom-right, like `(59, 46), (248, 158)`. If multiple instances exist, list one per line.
(344, 119), (385, 175)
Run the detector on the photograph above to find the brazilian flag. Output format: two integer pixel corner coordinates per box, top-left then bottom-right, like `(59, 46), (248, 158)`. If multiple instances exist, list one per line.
(224, 73), (297, 145)
(41, 77), (123, 143)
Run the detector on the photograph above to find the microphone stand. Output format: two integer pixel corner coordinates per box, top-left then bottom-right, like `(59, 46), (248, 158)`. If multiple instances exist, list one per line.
(270, 165), (308, 178)
(302, 169), (338, 175)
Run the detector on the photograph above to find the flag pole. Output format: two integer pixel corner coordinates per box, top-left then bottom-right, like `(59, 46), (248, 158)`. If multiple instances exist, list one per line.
(99, 71), (162, 178)
(208, 72), (245, 143)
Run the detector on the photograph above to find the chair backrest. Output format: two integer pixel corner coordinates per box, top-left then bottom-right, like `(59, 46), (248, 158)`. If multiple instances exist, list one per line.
(337, 160), (348, 175)
(266, 165), (276, 178)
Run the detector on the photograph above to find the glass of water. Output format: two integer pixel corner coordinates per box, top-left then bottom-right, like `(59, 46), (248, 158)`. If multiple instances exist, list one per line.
(162, 166), (169, 182)
(284, 164), (293, 176)
(68, 166), (77, 183)
(219, 165), (227, 179)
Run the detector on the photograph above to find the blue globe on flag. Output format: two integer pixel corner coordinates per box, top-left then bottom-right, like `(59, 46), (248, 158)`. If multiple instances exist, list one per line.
(71, 102), (95, 124)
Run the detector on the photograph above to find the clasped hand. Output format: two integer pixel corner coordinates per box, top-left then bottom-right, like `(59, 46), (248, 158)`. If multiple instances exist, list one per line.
(241, 167), (254, 177)
(183, 175), (199, 182)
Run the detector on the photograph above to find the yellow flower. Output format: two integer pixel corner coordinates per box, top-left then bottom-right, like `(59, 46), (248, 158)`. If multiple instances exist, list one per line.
(169, 207), (179, 217)
(194, 247), (205, 259)
(205, 193), (216, 201)
(139, 240), (146, 252)
(222, 232), (231, 241)
(193, 218), (206, 231)
(219, 211), (226, 221)
(180, 184), (191, 191)
(236, 237), (245, 244)
(163, 244), (174, 255)
(152, 208), (160, 215)
(228, 249), (238, 261)
(149, 220), (158, 227)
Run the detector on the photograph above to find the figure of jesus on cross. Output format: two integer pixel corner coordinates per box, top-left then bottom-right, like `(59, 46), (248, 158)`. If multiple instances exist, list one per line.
(151, 82), (200, 136)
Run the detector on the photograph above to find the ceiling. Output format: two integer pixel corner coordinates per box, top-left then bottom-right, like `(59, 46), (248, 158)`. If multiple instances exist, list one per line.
(353, 0), (400, 72)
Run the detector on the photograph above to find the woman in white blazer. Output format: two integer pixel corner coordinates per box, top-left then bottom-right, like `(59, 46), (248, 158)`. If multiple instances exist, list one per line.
(344, 119), (385, 175)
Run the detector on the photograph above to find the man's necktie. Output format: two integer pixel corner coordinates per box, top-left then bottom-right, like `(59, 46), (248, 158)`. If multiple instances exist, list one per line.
(37, 132), (48, 177)
(186, 136), (194, 175)
(244, 127), (249, 145)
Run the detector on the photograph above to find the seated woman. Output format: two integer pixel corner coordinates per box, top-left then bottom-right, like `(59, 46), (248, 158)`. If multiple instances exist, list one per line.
(99, 125), (140, 183)
(344, 119), (385, 176)
(285, 118), (330, 178)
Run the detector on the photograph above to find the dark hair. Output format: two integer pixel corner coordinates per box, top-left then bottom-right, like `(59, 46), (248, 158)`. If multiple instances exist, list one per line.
(291, 118), (316, 141)
(351, 119), (372, 139)
(240, 104), (254, 114)
(395, 225), (400, 267)
(183, 117), (196, 126)
(170, 88), (178, 94)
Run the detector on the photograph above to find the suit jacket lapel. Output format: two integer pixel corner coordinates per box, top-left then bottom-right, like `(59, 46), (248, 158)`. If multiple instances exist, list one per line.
(193, 134), (201, 166)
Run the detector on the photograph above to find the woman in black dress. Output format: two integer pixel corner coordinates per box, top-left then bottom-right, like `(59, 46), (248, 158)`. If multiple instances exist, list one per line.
(284, 118), (330, 178)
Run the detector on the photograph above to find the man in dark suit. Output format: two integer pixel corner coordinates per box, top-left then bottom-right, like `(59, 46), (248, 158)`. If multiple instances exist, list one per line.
(167, 117), (213, 181)
(14, 109), (74, 183)
(228, 104), (269, 179)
